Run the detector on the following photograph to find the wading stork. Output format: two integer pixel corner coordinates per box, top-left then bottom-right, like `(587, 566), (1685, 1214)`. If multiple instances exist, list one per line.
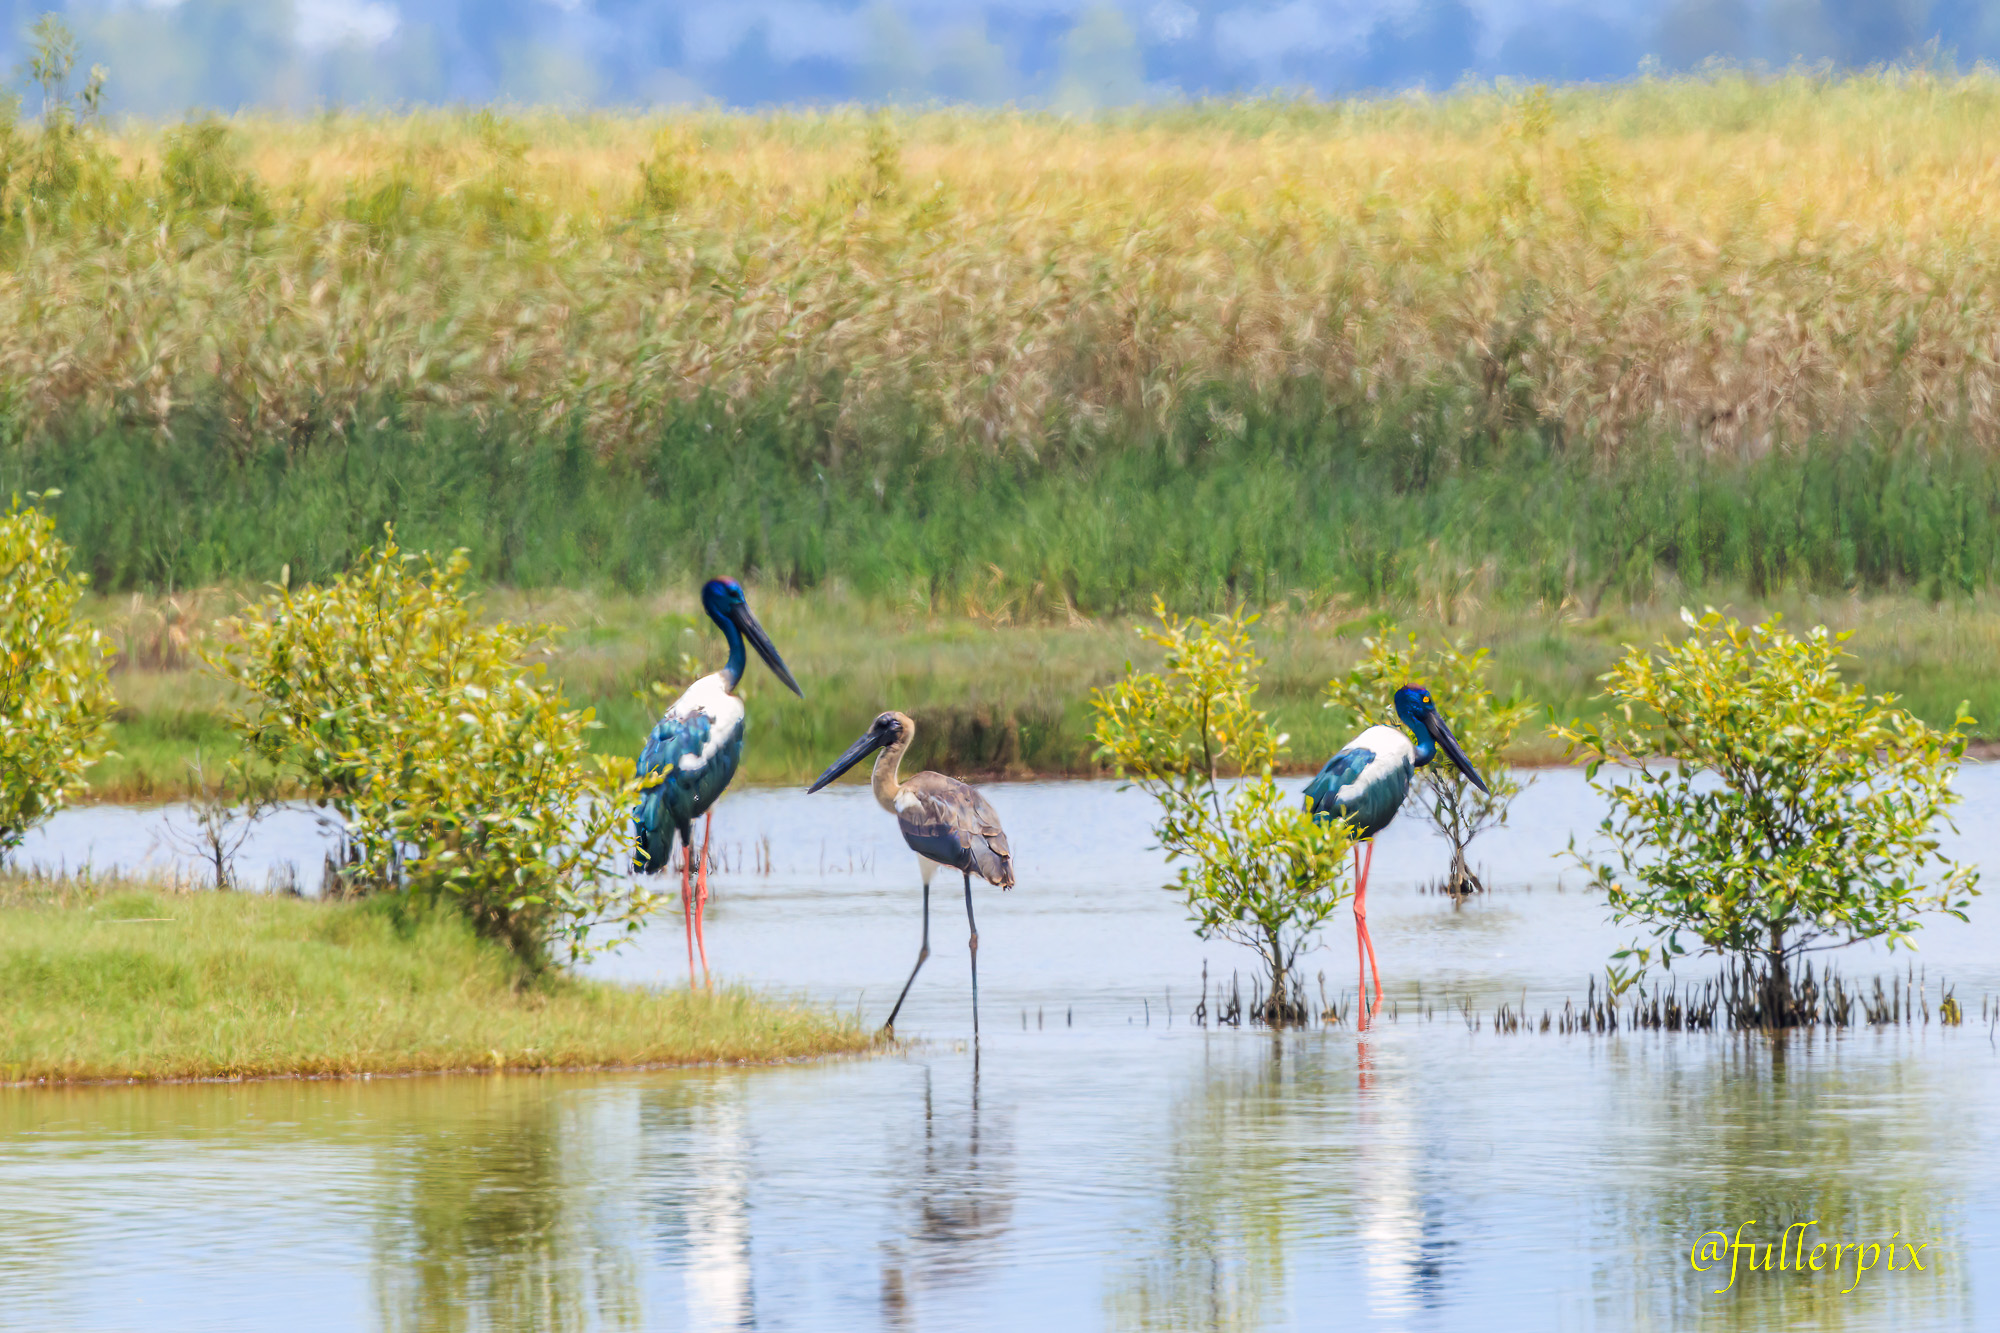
(807, 711), (1014, 1036)
(634, 578), (802, 979)
(1305, 684), (1487, 1017)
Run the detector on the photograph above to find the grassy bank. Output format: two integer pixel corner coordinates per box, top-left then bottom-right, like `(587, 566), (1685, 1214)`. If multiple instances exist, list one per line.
(0, 874), (873, 1084)
(85, 585), (2000, 802)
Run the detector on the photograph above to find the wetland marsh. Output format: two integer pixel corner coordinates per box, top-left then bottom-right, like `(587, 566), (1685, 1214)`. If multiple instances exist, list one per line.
(3, 769), (1994, 1330)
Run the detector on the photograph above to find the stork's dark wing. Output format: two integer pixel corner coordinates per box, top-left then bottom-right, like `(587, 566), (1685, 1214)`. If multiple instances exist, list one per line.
(1303, 748), (1372, 818)
(632, 695), (743, 873)
(1303, 745), (1410, 840)
(900, 771), (1015, 888)
(638, 710), (712, 784)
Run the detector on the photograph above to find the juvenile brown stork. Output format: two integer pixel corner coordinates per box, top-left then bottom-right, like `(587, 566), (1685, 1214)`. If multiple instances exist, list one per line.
(807, 711), (1014, 1035)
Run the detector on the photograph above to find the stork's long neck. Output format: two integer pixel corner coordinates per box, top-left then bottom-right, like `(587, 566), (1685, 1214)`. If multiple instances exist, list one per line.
(714, 609), (746, 693)
(1398, 705), (1436, 768)
(871, 736), (909, 813)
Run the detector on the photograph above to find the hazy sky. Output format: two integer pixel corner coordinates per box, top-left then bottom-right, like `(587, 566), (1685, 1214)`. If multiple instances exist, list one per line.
(17, 1), (1998, 114)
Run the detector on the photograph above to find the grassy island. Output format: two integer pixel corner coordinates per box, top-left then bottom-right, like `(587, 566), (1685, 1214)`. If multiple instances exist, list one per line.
(0, 875), (873, 1085)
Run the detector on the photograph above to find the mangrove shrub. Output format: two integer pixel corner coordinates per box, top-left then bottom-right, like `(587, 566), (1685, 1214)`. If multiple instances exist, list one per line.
(212, 530), (653, 968)
(1554, 608), (1979, 1025)
(1092, 603), (1357, 1024)
(1322, 628), (1535, 896)
(0, 495), (113, 852)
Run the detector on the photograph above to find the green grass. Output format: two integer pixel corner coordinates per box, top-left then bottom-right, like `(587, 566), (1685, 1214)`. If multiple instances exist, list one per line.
(82, 583), (2000, 801)
(15, 395), (2000, 610)
(0, 874), (875, 1084)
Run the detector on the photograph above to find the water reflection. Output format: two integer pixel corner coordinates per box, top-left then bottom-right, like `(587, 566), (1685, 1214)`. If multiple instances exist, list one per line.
(634, 1082), (758, 1332)
(1590, 1033), (1975, 1331)
(365, 1080), (641, 1332)
(1109, 1036), (1332, 1331)
(881, 1061), (1014, 1327)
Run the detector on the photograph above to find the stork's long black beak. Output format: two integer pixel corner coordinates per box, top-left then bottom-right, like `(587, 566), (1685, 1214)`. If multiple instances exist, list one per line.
(1425, 710), (1489, 794)
(733, 602), (803, 697)
(807, 726), (888, 793)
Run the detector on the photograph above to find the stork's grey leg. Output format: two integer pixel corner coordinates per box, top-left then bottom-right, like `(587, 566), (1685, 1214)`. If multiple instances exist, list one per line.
(883, 878), (932, 1034)
(963, 870), (979, 1038)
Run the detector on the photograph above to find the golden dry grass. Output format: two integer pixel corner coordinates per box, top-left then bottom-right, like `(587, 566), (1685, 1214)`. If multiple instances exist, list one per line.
(7, 72), (1999, 458)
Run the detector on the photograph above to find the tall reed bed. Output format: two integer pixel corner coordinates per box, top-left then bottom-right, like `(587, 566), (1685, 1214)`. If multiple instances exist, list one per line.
(6, 72), (2000, 464)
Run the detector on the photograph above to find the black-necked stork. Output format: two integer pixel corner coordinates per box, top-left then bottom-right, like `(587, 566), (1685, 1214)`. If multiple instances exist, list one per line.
(1305, 684), (1487, 1018)
(634, 578), (802, 979)
(806, 710), (1015, 1036)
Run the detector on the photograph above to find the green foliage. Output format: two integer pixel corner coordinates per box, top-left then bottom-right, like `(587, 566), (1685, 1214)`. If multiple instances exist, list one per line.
(455, 110), (547, 242)
(637, 127), (699, 215)
(1553, 607), (1979, 1023)
(1322, 628), (1536, 895)
(0, 495), (114, 851)
(1092, 602), (1357, 1022)
(160, 117), (268, 223)
(862, 115), (902, 202)
(14, 16), (110, 224)
(14, 392), (2000, 616)
(209, 529), (653, 969)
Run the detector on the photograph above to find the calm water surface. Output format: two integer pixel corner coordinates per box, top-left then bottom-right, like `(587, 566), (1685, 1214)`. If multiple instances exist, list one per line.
(3, 768), (1997, 1331)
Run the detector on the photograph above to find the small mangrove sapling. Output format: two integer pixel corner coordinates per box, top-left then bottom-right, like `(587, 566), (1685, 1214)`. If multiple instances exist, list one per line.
(1552, 608), (1979, 1026)
(161, 752), (281, 891)
(1092, 603), (1357, 1024)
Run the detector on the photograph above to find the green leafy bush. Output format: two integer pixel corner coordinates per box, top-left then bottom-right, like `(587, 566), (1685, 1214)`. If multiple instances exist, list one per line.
(637, 127), (700, 215)
(0, 495), (114, 851)
(160, 117), (269, 224)
(1322, 628), (1535, 895)
(211, 530), (652, 969)
(13, 16), (111, 226)
(1554, 607), (1979, 1025)
(1092, 602), (1356, 1023)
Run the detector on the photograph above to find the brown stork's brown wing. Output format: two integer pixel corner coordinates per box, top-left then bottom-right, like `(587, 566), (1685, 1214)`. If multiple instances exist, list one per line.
(899, 771), (1015, 888)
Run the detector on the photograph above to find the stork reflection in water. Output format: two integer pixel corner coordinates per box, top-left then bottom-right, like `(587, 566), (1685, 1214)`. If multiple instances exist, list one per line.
(633, 578), (803, 979)
(1305, 684), (1487, 1018)
(808, 711), (1015, 1035)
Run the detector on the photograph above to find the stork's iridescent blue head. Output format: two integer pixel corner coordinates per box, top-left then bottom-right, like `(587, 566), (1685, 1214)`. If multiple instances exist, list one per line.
(700, 577), (803, 697)
(701, 577), (746, 617)
(1393, 684), (1489, 793)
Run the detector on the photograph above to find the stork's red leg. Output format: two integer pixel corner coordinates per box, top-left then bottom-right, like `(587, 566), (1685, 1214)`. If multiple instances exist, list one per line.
(1354, 841), (1382, 1026)
(1360, 840), (1376, 1024)
(681, 840), (695, 984)
(1360, 840), (1382, 1013)
(693, 811), (713, 981)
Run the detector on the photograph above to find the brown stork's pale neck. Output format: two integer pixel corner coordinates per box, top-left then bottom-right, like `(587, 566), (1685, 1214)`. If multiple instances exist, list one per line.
(870, 712), (916, 812)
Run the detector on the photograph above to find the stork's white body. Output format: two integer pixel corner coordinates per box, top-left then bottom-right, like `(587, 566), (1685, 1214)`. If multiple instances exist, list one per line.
(660, 673), (745, 774)
(1330, 725), (1417, 805)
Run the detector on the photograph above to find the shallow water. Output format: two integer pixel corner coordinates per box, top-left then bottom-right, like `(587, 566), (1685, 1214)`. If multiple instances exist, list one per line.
(3, 767), (1997, 1331)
